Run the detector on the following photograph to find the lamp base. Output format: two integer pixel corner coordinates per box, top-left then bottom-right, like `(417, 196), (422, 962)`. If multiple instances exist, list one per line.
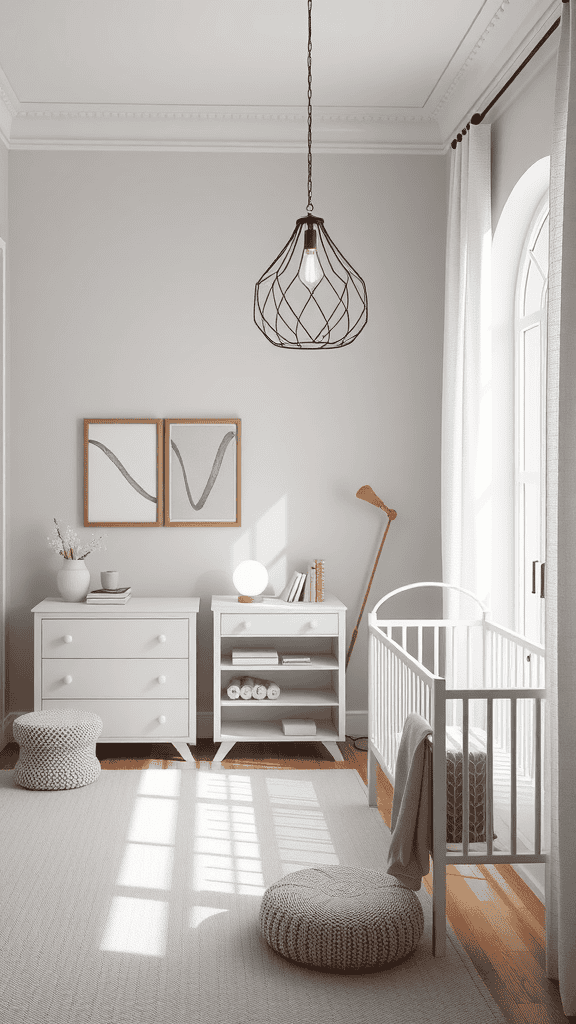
(237, 595), (264, 603)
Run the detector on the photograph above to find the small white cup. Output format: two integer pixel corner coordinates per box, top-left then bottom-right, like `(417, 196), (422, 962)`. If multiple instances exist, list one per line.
(101, 570), (119, 590)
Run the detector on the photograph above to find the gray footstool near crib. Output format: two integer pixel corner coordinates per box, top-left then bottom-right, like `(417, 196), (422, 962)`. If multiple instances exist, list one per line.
(260, 865), (424, 972)
(13, 709), (103, 790)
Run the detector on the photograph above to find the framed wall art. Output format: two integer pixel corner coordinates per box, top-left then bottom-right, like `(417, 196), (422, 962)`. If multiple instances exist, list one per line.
(84, 419), (164, 527)
(164, 419), (241, 527)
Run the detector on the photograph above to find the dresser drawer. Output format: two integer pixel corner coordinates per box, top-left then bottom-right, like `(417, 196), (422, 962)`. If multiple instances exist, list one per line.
(41, 618), (189, 659)
(42, 659), (189, 699)
(41, 699), (190, 738)
(220, 612), (339, 637)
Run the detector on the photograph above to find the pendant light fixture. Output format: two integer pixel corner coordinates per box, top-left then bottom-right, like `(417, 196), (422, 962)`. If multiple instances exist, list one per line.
(253, 0), (368, 350)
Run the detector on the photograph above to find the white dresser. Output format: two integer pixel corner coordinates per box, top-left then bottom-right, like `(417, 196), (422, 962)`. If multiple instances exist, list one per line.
(212, 594), (346, 762)
(32, 597), (199, 762)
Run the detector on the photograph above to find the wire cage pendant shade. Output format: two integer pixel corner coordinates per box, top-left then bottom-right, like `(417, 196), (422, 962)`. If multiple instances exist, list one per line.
(253, 0), (368, 350)
(254, 214), (368, 350)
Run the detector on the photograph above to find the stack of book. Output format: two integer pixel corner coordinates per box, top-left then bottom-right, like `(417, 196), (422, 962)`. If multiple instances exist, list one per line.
(280, 559), (325, 602)
(86, 587), (132, 605)
(231, 649), (279, 666)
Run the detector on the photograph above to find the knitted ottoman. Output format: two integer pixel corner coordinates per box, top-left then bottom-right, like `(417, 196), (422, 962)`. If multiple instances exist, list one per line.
(13, 709), (103, 791)
(260, 865), (423, 973)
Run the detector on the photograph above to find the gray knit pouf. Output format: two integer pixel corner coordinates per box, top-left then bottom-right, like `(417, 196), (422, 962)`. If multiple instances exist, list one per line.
(260, 865), (424, 973)
(13, 709), (103, 791)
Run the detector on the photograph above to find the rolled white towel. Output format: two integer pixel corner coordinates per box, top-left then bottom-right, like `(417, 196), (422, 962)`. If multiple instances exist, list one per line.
(252, 683), (267, 700)
(267, 683), (281, 700)
(227, 683), (241, 700)
(240, 683), (253, 700)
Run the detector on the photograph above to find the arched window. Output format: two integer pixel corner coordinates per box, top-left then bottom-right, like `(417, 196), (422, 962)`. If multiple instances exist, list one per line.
(515, 196), (548, 642)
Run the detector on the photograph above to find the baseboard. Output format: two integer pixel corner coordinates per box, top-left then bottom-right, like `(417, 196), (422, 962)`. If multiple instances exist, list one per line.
(196, 710), (369, 741)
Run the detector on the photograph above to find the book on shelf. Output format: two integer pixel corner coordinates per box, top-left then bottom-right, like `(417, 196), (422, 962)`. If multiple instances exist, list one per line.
(292, 572), (307, 603)
(232, 649), (279, 665)
(279, 570), (300, 602)
(278, 560), (324, 603)
(281, 655), (311, 665)
(314, 559), (325, 601)
(282, 718), (317, 736)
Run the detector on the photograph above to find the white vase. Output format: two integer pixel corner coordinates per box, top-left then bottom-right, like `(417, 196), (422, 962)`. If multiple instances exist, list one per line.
(56, 559), (91, 602)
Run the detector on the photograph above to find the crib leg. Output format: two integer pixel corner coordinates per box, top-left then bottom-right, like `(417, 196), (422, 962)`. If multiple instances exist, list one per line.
(367, 746), (377, 807)
(432, 864), (447, 956)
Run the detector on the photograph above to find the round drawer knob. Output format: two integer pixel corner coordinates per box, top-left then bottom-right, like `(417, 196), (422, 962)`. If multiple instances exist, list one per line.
(158, 634), (167, 644)
(63, 635), (73, 644)
(240, 621), (251, 630)
(158, 715), (166, 725)
(63, 675), (73, 685)
(309, 620), (319, 629)
(158, 675), (167, 684)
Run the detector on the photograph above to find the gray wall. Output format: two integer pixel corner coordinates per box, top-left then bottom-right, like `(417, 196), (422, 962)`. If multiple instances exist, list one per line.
(491, 49), (556, 229)
(7, 150), (447, 723)
(0, 140), (7, 241)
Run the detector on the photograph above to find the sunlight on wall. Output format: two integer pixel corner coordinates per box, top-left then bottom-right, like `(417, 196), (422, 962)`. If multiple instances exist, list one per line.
(99, 771), (181, 957)
(232, 496), (287, 595)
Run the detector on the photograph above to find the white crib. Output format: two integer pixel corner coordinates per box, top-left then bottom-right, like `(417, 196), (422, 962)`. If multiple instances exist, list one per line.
(367, 581), (546, 955)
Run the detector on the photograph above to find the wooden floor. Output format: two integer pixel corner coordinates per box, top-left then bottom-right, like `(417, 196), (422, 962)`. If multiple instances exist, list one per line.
(1, 735), (574, 1024)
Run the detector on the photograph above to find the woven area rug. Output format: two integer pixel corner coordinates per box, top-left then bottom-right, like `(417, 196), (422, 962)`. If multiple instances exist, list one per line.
(0, 768), (505, 1024)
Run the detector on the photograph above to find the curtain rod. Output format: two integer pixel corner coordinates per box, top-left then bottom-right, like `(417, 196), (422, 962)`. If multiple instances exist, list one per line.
(450, 1), (568, 150)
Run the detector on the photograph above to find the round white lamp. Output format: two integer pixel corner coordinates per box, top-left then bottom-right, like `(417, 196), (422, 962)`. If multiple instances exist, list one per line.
(233, 560), (269, 603)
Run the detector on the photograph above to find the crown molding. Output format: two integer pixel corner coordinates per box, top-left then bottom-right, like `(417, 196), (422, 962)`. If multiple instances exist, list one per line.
(0, 0), (560, 154)
(6, 103), (443, 154)
(435, 0), (560, 146)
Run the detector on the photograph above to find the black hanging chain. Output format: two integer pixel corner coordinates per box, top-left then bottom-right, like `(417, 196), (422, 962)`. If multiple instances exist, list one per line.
(306, 0), (314, 213)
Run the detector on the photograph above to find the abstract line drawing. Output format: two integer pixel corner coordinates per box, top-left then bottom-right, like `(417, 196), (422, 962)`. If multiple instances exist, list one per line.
(88, 439), (157, 503)
(84, 419), (163, 527)
(171, 431), (235, 510)
(164, 418), (241, 527)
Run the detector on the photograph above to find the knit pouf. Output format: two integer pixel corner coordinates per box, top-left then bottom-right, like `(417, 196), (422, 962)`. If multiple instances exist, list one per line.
(13, 709), (103, 791)
(260, 865), (424, 973)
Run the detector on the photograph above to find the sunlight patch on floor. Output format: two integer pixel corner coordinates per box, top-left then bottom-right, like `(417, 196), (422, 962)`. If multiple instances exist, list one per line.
(191, 772), (264, 895)
(100, 895), (169, 956)
(266, 775), (338, 872)
(100, 770), (182, 956)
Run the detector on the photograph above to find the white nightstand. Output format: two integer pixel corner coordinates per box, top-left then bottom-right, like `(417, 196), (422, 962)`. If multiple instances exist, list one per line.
(32, 597), (199, 763)
(212, 594), (346, 762)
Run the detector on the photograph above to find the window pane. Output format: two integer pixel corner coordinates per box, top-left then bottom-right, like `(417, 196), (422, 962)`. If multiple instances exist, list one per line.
(523, 257), (546, 317)
(532, 214), (549, 278)
(522, 324), (541, 474)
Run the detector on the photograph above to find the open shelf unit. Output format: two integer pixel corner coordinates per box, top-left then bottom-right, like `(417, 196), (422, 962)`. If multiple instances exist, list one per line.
(212, 594), (346, 762)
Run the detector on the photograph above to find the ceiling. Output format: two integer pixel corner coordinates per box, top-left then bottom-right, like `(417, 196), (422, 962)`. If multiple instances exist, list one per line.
(0, 0), (561, 153)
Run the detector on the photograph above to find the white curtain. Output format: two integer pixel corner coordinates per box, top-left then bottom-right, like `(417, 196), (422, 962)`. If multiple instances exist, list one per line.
(441, 125), (492, 623)
(545, 1), (576, 1013)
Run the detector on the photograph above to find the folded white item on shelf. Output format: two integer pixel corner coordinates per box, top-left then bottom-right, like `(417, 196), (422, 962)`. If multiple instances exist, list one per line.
(282, 718), (317, 736)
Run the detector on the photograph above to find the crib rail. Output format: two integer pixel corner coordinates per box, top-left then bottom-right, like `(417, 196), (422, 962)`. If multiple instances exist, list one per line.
(368, 599), (546, 957)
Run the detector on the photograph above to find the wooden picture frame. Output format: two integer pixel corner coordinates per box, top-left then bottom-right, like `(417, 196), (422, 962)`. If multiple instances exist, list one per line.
(164, 419), (241, 527)
(84, 419), (164, 527)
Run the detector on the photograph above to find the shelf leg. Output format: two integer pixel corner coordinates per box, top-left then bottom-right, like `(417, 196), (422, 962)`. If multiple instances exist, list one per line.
(172, 742), (196, 764)
(213, 741), (236, 763)
(323, 741), (344, 762)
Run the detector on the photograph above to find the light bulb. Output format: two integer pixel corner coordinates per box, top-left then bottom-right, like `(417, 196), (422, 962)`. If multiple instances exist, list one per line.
(299, 248), (324, 288)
